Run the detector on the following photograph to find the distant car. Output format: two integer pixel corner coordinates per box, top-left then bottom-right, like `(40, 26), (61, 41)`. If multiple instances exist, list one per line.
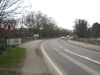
(61, 36), (66, 39)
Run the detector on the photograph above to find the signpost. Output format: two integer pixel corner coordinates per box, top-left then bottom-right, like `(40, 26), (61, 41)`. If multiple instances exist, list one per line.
(3, 20), (20, 47)
(7, 38), (21, 46)
(34, 34), (39, 39)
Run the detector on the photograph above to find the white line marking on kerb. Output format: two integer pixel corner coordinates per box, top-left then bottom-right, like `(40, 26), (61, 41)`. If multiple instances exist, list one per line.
(65, 49), (100, 65)
(41, 43), (63, 75)
(55, 40), (63, 48)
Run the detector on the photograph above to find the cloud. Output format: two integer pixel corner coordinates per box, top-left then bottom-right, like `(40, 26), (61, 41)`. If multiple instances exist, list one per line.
(27, 0), (100, 29)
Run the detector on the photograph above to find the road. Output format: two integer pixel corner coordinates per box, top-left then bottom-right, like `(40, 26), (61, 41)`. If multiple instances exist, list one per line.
(41, 38), (100, 75)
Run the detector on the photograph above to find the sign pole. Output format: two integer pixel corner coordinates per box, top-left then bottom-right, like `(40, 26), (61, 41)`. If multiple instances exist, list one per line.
(7, 30), (12, 53)
(3, 20), (16, 53)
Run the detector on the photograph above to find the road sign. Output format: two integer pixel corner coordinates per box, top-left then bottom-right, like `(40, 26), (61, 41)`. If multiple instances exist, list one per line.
(34, 34), (39, 39)
(5, 23), (15, 31)
(7, 38), (21, 46)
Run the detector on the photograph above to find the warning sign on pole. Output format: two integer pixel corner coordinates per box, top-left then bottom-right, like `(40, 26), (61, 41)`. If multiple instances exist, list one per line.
(3, 20), (16, 31)
(5, 23), (15, 31)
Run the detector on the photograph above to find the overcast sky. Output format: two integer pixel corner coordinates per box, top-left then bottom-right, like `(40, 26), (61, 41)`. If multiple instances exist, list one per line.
(25, 0), (100, 30)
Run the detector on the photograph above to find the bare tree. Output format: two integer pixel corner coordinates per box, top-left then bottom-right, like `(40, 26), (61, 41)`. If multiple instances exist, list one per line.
(23, 11), (69, 38)
(24, 11), (45, 36)
(24, 12), (36, 36)
(24, 12), (36, 29)
(0, 0), (24, 21)
(35, 11), (44, 34)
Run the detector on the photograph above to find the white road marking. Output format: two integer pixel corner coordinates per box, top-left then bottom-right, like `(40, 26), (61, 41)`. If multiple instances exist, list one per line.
(56, 39), (100, 65)
(59, 45), (63, 48)
(41, 42), (64, 75)
(53, 47), (100, 75)
(47, 63), (54, 73)
(65, 49), (100, 65)
(55, 40), (63, 48)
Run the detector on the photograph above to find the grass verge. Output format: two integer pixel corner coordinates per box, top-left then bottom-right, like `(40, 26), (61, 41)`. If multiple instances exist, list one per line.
(0, 47), (26, 75)
(0, 70), (17, 75)
(0, 47), (26, 65)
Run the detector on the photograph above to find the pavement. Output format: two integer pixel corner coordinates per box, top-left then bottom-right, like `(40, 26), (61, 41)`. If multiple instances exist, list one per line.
(41, 38), (100, 75)
(67, 40), (100, 52)
(20, 40), (49, 75)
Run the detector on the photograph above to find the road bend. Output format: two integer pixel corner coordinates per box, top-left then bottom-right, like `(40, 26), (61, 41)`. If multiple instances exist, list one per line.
(41, 38), (100, 75)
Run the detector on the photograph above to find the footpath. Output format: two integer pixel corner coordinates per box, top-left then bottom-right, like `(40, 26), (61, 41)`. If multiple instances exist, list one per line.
(20, 40), (50, 75)
(67, 40), (100, 52)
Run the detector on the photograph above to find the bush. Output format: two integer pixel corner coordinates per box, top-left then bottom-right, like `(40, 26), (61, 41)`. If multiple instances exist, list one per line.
(0, 47), (5, 54)
(0, 70), (17, 75)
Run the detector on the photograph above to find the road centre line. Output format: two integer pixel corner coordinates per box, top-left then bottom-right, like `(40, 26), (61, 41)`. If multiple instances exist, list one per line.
(56, 39), (100, 65)
(65, 49), (100, 65)
(55, 40), (63, 49)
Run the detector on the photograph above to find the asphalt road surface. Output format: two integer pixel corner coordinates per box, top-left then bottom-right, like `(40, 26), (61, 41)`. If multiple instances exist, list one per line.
(41, 38), (100, 75)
